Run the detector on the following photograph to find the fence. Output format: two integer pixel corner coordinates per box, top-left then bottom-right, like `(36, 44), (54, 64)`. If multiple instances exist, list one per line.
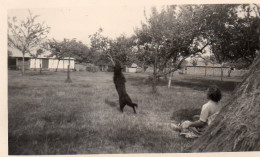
(185, 66), (248, 77)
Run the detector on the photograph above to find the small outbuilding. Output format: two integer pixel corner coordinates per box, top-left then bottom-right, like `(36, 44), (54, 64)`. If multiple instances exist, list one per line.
(126, 63), (138, 73)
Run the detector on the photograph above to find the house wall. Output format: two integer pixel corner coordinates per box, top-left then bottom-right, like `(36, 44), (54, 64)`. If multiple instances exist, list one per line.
(30, 58), (75, 70)
(127, 67), (137, 73)
(30, 58), (42, 69)
(17, 58), (30, 70)
(8, 58), (18, 69)
(49, 59), (63, 69)
(62, 60), (75, 69)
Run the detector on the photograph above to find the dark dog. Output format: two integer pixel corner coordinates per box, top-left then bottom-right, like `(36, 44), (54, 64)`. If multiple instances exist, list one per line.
(113, 61), (138, 113)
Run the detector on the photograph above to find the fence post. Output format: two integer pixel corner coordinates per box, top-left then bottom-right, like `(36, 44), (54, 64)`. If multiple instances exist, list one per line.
(40, 63), (42, 74)
(220, 64), (223, 81)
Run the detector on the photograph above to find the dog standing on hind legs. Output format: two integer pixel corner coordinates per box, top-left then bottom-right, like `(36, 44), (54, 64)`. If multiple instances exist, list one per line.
(113, 61), (138, 113)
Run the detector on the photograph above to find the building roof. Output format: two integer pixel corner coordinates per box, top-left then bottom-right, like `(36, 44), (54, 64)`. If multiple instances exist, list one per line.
(8, 47), (52, 58)
(8, 47), (74, 60)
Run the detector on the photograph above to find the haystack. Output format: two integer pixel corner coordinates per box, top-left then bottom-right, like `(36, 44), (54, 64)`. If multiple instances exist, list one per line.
(190, 55), (260, 152)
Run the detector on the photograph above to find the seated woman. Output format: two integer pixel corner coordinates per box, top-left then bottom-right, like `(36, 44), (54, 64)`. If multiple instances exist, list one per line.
(179, 85), (222, 138)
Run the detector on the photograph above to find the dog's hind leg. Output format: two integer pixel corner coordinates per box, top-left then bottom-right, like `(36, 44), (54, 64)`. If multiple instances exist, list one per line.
(119, 100), (125, 112)
(132, 106), (137, 114)
(131, 103), (138, 113)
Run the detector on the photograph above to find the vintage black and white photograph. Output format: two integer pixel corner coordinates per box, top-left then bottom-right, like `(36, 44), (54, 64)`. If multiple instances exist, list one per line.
(2, 0), (260, 155)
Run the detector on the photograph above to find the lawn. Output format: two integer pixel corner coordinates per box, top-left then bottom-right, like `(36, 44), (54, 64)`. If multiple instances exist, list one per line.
(8, 70), (241, 155)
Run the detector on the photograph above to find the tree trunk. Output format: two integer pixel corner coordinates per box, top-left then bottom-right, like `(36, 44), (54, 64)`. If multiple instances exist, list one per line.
(34, 59), (36, 71)
(213, 63), (215, 76)
(63, 60), (64, 72)
(204, 66), (207, 76)
(189, 55), (260, 152)
(22, 53), (25, 75)
(40, 63), (42, 74)
(56, 60), (60, 72)
(15, 58), (18, 70)
(142, 63), (145, 72)
(152, 50), (158, 93)
(168, 72), (173, 88)
(152, 64), (157, 93)
(164, 67), (168, 80)
(220, 64), (223, 81)
(65, 59), (72, 83)
(168, 61), (173, 88)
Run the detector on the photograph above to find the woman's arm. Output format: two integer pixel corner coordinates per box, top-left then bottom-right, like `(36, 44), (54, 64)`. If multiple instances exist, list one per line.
(188, 120), (207, 128)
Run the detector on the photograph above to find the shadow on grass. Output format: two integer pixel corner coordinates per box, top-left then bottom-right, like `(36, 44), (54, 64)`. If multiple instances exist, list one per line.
(8, 128), (98, 155)
(8, 84), (28, 90)
(108, 125), (193, 153)
(127, 75), (241, 92)
(171, 78), (240, 92)
(25, 71), (57, 76)
(171, 108), (201, 122)
(104, 98), (118, 108)
(105, 98), (123, 113)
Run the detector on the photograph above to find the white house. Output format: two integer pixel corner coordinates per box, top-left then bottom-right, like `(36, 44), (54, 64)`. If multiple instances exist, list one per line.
(8, 47), (75, 71)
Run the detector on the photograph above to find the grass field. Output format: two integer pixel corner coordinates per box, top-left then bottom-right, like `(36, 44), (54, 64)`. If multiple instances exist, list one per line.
(8, 70), (242, 155)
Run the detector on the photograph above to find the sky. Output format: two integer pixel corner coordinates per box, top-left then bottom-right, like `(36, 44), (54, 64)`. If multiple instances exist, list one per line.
(7, 6), (152, 45)
(6, 0), (259, 46)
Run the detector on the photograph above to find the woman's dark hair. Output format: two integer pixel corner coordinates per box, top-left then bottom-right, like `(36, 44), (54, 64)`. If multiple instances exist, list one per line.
(207, 85), (222, 102)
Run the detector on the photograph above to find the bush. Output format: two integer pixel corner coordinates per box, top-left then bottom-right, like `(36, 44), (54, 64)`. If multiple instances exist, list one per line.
(86, 66), (99, 72)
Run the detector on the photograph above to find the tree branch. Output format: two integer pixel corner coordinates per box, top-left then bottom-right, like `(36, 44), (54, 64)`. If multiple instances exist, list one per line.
(106, 53), (115, 66)
(157, 42), (210, 77)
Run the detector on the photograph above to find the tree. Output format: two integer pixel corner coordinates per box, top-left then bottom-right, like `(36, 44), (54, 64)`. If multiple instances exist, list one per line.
(44, 39), (66, 72)
(45, 38), (91, 72)
(110, 35), (137, 66)
(69, 41), (92, 63)
(135, 4), (260, 91)
(45, 38), (90, 82)
(89, 28), (137, 67)
(201, 4), (260, 66)
(89, 28), (115, 65)
(198, 4), (260, 79)
(135, 5), (211, 92)
(8, 10), (50, 75)
(62, 38), (83, 83)
(189, 4), (260, 152)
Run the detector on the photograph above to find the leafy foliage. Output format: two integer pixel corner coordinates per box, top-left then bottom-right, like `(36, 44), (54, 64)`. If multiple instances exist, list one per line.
(202, 4), (260, 66)
(44, 39), (66, 61)
(135, 5), (211, 77)
(89, 28), (137, 66)
(135, 4), (260, 74)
